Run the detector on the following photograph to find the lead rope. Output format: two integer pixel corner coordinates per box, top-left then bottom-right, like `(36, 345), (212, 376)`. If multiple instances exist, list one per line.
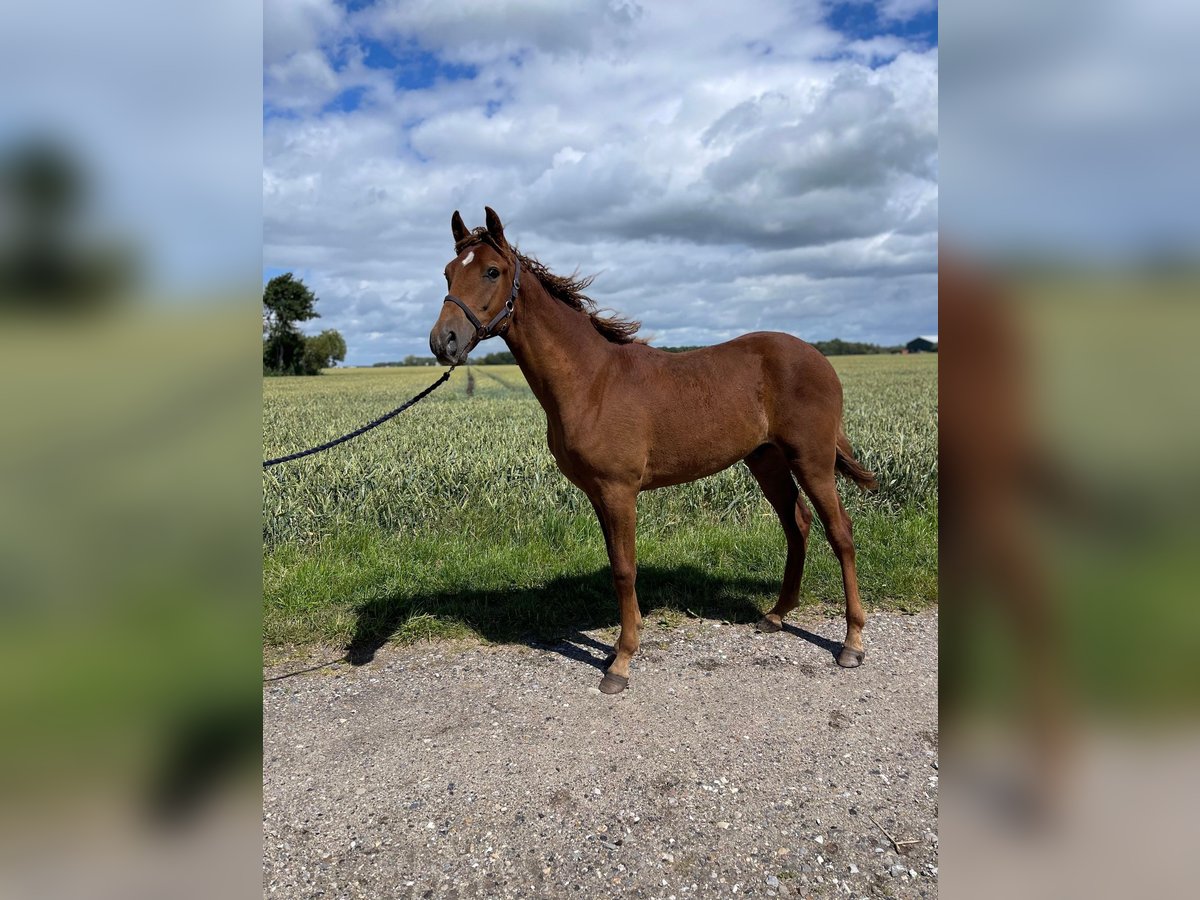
(262, 366), (456, 468)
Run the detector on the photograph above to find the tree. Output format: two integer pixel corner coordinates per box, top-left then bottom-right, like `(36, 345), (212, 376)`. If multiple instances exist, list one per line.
(260, 274), (348, 375)
(263, 273), (321, 375)
(262, 328), (305, 375)
(478, 350), (515, 365)
(302, 329), (347, 373)
(808, 338), (903, 356)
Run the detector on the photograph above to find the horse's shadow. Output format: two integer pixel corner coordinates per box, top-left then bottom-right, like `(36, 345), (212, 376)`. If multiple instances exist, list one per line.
(779, 622), (842, 658)
(343, 564), (843, 672)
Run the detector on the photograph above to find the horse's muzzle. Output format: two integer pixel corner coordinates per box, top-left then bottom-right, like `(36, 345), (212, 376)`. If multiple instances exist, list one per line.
(429, 322), (473, 366)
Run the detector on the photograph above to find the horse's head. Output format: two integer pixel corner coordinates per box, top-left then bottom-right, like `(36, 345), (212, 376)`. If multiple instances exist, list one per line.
(429, 207), (519, 366)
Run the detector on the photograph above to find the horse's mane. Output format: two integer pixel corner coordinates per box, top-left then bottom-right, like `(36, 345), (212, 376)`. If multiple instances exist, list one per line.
(456, 227), (642, 344)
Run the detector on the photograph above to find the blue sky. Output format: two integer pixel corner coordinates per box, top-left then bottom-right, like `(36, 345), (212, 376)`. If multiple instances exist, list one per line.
(264, 1), (939, 365)
(826, 2), (937, 46)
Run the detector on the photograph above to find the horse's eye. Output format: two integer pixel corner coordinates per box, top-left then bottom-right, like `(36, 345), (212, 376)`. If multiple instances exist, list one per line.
(486, 267), (500, 279)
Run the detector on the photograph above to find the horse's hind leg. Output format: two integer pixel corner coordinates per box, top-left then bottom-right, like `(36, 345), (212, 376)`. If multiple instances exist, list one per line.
(792, 458), (867, 668)
(744, 445), (812, 633)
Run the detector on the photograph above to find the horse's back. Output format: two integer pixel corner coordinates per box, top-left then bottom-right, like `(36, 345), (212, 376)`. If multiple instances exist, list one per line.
(666, 329), (831, 366)
(599, 332), (841, 487)
(666, 331), (841, 401)
(688, 331), (846, 449)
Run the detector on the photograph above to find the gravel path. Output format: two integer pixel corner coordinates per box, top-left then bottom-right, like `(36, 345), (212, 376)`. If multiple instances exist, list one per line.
(264, 610), (938, 899)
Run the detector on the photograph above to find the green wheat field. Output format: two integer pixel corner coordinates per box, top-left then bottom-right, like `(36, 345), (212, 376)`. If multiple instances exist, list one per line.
(263, 355), (937, 653)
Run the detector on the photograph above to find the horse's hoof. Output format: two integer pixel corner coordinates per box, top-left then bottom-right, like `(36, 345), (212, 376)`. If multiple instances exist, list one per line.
(837, 646), (865, 668)
(755, 616), (783, 634)
(599, 672), (629, 694)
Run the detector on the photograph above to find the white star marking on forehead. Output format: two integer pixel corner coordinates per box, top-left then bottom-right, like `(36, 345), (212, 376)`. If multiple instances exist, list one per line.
(461, 250), (474, 267)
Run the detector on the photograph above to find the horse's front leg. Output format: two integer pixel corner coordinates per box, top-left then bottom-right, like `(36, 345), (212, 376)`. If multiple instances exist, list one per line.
(589, 483), (641, 694)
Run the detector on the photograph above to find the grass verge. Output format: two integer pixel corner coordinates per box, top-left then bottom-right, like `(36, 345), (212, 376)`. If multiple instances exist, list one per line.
(264, 504), (937, 660)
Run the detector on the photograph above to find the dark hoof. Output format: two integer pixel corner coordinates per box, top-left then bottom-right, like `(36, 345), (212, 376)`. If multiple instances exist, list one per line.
(599, 672), (628, 694)
(755, 616), (783, 634)
(837, 646), (865, 668)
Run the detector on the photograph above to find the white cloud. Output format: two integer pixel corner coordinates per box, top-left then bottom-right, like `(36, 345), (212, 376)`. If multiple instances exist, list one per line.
(264, 0), (344, 65)
(265, 49), (342, 112)
(264, 0), (938, 363)
(878, 0), (938, 23)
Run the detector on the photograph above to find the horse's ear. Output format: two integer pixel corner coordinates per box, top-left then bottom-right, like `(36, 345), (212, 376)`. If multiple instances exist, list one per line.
(484, 207), (507, 247)
(451, 210), (469, 245)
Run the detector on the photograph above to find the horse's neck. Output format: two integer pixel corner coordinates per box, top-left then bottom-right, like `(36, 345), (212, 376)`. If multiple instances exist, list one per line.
(503, 277), (610, 420)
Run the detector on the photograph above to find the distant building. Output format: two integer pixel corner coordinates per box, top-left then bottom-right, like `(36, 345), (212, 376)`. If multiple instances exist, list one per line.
(906, 335), (938, 353)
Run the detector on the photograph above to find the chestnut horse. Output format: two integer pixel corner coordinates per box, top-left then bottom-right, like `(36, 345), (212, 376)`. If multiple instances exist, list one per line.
(430, 208), (877, 693)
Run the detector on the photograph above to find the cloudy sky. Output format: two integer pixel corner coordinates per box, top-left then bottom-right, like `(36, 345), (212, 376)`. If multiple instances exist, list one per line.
(264, 0), (938, 365)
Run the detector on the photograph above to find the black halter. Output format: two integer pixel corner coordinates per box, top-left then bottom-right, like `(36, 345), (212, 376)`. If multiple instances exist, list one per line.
(443, 254), (521, 342)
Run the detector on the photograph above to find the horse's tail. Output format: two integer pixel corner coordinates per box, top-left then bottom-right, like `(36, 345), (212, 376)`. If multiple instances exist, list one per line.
(835, 427), (878, 491)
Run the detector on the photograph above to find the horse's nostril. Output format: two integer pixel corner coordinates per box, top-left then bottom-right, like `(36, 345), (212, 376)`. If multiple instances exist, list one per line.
(446, 331), (457, 353)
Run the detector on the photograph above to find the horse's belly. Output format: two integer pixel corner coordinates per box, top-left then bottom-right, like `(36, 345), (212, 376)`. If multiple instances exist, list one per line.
(642, 453), (747, 489)
(547, 393), (766, 491)
(641, 417), (764, 489)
